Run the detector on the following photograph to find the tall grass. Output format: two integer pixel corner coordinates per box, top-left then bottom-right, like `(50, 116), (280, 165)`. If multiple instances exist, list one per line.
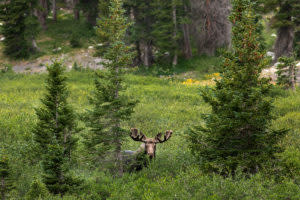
(0, 59), (299, 198)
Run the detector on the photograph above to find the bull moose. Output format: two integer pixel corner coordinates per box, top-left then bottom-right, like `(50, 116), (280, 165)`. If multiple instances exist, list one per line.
(123, 128), (173, 171)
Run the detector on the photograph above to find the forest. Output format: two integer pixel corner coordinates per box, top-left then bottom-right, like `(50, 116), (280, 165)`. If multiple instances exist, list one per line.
(0, 0), (300, 199)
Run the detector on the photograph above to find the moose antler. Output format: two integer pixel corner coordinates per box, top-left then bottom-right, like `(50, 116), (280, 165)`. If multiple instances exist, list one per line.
(155, 130), (173, 143)
(130, 128), (147, 142)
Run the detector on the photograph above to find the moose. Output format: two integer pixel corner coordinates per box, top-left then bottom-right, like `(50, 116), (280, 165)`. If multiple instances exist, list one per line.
(122, 128), (173, 171)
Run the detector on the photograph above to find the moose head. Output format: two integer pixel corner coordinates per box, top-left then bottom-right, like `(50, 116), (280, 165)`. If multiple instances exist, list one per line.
(130, 128), (173, 159)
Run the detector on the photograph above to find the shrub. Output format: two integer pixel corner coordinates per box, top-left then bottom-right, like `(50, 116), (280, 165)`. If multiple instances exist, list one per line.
(25, 179), (49, 200)
(0, 63), (13, 73)
(70, 33), (82, 48)
(276, 56), (297, 90)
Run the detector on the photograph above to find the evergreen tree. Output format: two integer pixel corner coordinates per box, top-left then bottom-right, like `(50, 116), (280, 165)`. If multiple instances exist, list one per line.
(84, 0), (136, 175)
(150, 0), (184, 65)
(187, 0), (286, 175)
(126, 0), (190, 66)
(257, 0), (300, 60)
(25, 179), (49, 200)
(294, 31), (300, 59)
(34, 61), (79, 195)
(124, 0), (155, 67)
(0, 0), (39, 58)
(0, 0), (30, 58)
(276, 56), (297, 90)
(0, 155), (14, 200)
(79, 0), (99, 26)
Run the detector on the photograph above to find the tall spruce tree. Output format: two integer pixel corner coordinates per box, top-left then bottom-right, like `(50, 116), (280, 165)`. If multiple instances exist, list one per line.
(34, 61), (79, 195)
(84, 0), (136, 175)
(0, 0), (30, 58)
(150, 0), (184, 65)
(0, 0), (39, 58)
(126, 0), (190, 66)
(125, 0), (155, 67)
(187, 0), (286, 175)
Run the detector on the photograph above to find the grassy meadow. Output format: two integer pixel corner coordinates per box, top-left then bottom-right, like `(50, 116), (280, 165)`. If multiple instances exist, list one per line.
(1, 56), (300, 199)
(1, 8), (299, 199)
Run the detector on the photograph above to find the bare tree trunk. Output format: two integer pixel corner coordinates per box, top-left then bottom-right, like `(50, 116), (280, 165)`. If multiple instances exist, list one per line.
(73, 0), (79, 20)
(134, 41), (142, 66)
(190, 0), (231, 56)
(114, 71), (123, 176)
(29, 2), (40, 52)
(52, 0), (57, 22)
(142, 41), (153, 67)
(31, 38), (40, 52)
(35, 0), (48, 30)
(172, 3), (178, 66)
(182, 4), (192, 59)
(274, 26), (295, 61)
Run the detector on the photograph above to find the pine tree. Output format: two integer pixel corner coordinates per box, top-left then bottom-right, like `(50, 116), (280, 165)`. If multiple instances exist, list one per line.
(0, 0), (40, 58)
(0, 155), (14, 200)
(150, 0), (184, 65)
(276, 56), (297, 90)
(187, 0), (286, 175)
(0, 0), (30, 58)
(25, 179), (49, 200)
(125, 0), (190, 66)
(124, 0), (155, 67)
(34, 61), (79, 195)
(84, 0), (136, 175)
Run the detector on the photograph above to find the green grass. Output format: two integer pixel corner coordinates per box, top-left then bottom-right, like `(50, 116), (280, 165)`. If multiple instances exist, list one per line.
(0, 57), (300, 199)
(33, 11), (96, 59)
(0, 10), (96, 62)
(135, 56), (222, 80)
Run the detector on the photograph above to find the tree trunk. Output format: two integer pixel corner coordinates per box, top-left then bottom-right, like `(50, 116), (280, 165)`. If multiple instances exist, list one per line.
(142, 41), (153, 67)
(190, 0), (231, 56)
(31, 38), (40, 52)
(1, 177), (5, 200)
(172, 3), (178, 66)
(87, 11), (97, 26)
(35, 0), (48, 30)
(116, 143), (123, 176)
(73, 0), (79, 20)
(182, 4), (192, 59)
(134, 40), (142, 66)
(52, 0), (57, 22)
(274, 26), (295, 61)
(114, 71), (123, 177)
